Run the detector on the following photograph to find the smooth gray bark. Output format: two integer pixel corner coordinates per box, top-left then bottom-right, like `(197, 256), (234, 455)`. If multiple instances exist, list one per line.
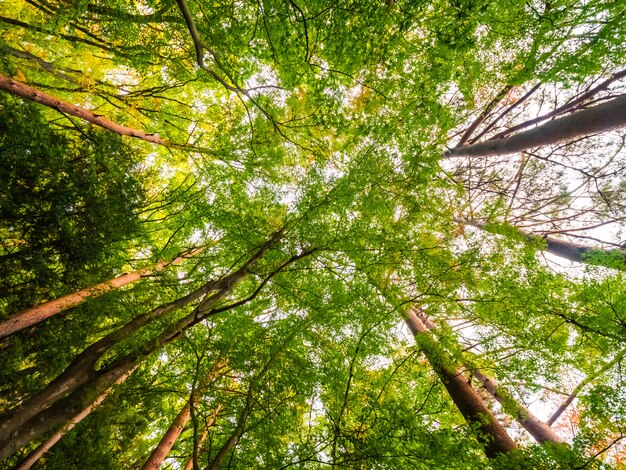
(446, 95), (626, 157)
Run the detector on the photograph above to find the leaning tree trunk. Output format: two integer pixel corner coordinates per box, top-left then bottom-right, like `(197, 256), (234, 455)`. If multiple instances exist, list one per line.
(0, 74), (207, 152)
(182, 404), (222, 470)
(0, 240), (313, 461)
(12, 366), (138, 470)
(405, 307), (516, 458)
(412, 308), (561, 445)
(0, 277), (238, 461)
(0, 358), (138, 462)
(445, 94), (626, 157)
(205, 373), (261, 470)
(141, 359), (227, 470)
(0, 281), (214, 444)
(0, 247), (205, 339)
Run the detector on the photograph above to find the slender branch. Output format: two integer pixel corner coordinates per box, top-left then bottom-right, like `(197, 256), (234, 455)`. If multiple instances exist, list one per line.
(548, 348), (626, 426)
(455, 85), (513, 147)
(470, 83), (542, 144)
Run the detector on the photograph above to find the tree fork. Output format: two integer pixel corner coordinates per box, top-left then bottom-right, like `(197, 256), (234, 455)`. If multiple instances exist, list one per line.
(445, 94), (626, 157)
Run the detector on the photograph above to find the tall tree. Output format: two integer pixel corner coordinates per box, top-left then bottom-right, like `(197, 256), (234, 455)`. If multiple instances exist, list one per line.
(141, 358), (226, 470)
(404, 307), (517, 458)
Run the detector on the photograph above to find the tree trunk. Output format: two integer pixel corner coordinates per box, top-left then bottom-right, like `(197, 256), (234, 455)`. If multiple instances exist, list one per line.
(0, 236), (313, 462)
(205, 358), (274, 470)
(472, 369), (562, 444)
(459, 218), (626, 270)
(141, 359), (227, 470)
(205, 388), (254, 470)
(445, 94), (626, 157)
(0, 358), (137, 461)
(0, 75), (206, 152)
(404, 307), (516, 458)
(488, 68), (626, 142)
(0, 282), (213, 442)
(0, 247), (205, 339)
(11, 366), (138, 470)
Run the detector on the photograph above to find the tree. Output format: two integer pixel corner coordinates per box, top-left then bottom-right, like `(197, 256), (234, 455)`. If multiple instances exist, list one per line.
(1, 0), (626, 468)
(0, 246), (205, 339)
(446, 94), (626, 157)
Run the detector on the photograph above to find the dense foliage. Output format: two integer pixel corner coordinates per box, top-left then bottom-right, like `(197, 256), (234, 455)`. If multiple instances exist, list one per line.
(1, 0), (626, 468)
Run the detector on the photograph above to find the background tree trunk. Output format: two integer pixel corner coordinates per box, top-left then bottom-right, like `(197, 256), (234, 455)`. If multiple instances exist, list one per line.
(459, 218), (626, 269)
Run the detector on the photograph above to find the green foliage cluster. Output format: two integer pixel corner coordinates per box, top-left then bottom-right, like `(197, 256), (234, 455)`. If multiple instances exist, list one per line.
(0, 0), (626, 468)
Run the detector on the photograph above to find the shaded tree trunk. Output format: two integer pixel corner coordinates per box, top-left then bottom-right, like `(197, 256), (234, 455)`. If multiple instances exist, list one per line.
(445, 94), (626, 157)
(472, 369), (562, 444)
(0, 358), (137, 462)
(0, 281), (213, 445)
(141, 359), (227, 470)
(404, 307), (516, 458)
(11, 366), (138, 470)
(0, 247), (205, 339)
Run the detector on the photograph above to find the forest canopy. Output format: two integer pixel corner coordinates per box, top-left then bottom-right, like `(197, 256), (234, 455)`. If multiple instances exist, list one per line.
(1, 0), (626, 468)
